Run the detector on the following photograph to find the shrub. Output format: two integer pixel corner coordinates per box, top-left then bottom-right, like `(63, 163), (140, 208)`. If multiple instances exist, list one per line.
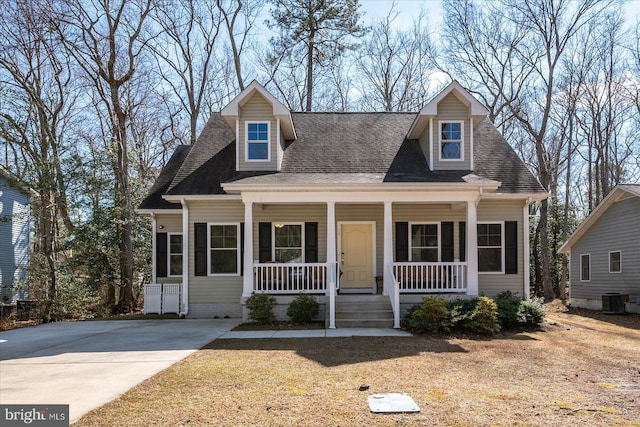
(495, 291), (522, 330)
(447, 298), (478, 331)
(517, 297), (546, 327)
(409, 297), (451, 334)
(287, 294), (319, 323)
(470, 296), (501, 335)
(245, 292), (276, 324)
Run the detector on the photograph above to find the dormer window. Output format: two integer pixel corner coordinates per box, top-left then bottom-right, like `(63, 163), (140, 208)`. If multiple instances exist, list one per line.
(246, 122), (270, 161)
(440, 121), (463, 160)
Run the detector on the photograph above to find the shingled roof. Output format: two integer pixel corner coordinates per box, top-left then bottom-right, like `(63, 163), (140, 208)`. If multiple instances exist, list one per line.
(140, 112), (545, 209)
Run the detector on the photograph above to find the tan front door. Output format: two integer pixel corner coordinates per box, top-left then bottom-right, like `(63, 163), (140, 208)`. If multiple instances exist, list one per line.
(340, 224), (374, 290)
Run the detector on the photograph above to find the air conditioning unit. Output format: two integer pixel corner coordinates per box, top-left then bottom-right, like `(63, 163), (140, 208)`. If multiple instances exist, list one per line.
(601, 293), (625, 314)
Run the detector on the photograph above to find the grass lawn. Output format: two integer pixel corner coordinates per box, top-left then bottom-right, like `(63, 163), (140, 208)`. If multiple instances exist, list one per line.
(75, 310), (640, 426)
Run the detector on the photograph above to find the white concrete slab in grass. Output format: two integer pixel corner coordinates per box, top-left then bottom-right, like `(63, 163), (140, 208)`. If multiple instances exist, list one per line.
(368, 393), (421, 413)
(217, 330), (278, 339)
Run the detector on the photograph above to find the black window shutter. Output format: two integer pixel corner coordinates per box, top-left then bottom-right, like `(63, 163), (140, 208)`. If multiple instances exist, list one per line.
(156, 232), (168, 278)
(505, 221), (518, 274)
(459, 222), (466, 262)
(240, 223), (244, 276)
(194, 223), (207, 276)
(305, 222), (318, 262)
(395, 222), (409, 261)
(441, 222), (454, 262)
(258, 222), (272, 262)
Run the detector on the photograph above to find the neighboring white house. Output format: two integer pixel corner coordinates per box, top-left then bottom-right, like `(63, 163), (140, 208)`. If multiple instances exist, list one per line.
(138, 81), (547, 327)
(558, 184), (640, 313)
(0, 168), (31, 304)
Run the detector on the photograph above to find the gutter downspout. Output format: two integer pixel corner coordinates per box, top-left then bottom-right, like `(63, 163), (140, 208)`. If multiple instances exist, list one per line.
(180, 199), (189, 316)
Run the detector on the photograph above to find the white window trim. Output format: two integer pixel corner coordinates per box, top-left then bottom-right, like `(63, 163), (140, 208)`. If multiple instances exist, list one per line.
(409, 222), (440, 262)
(477, 221), (504, 274)
(608, 250), (622, 274)
(245, 121), (271, 162)
(272, 222), (305, 263)
(580, 253), (591, 282)
(168, 232), (183, 277)
(438, 120), (464, 162)
(208, 222), (241, 276)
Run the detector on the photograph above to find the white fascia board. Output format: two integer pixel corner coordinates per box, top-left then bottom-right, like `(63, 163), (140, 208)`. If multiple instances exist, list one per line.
(240, 191), (484, 204)
(162, 194), (242, 202)
(481, 192), (548, 202)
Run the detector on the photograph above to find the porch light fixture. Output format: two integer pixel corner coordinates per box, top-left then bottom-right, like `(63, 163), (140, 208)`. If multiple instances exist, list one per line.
(158, 225), (165, 230)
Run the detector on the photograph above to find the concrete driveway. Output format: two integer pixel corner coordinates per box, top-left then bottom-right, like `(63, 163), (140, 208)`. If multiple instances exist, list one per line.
(0, 319), (240, 423)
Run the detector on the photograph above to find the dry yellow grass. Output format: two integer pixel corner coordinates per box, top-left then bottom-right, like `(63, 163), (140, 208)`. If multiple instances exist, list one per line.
(75, 311), (640, 426)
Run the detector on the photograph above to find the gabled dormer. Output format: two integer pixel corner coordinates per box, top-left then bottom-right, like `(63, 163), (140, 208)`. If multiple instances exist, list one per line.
(221, 81), (296, 172)
(407, 81), (488, 171)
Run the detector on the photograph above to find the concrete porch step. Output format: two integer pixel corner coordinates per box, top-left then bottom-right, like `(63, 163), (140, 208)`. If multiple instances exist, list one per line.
(328, 294), (395, 328)
(334, 319), (395, 328)
(335, 309), (394, 320)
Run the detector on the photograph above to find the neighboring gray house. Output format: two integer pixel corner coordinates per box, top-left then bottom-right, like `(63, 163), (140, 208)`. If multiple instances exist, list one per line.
(559, 184), (640, 313)
(138, 81), (547, 327)
(0, 168), (31, 303)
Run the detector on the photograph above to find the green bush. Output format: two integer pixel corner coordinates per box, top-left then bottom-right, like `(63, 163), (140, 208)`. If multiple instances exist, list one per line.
(470, 296), (501, 335)
(287, 294), (319, 323)
(409, 297), (451, 334)
(245, 292), (276, 324)
(495, 291), (522, 330)
(517, 297), (546, 327)
(447, 298), (478, 331)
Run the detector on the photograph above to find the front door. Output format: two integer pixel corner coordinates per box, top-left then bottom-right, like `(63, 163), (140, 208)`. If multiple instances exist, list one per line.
(340, 223), (374, 292)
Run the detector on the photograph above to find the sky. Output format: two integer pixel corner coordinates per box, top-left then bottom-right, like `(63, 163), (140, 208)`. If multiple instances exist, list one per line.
(358, 0), (640, 31)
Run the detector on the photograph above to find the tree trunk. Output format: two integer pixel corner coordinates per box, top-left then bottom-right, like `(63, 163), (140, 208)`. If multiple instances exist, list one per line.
(305, 30), (315, 112)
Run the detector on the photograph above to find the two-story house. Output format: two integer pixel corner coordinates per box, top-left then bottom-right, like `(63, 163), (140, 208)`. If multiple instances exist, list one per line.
(138, 81), (547, 327)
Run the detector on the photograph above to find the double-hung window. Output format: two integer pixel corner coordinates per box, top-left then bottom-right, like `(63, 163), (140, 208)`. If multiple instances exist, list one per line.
(609, 251), (621, 273)
(168, 233), (183, 276)
(410, 224), (439, 262)
(273, 223), (303, 263)
(580, 254), (590, 281)
(477, 223), (503, 273)
(440, 121), (463, 160)
(246, 122), (269, 161)
(209, 224), (240, 275)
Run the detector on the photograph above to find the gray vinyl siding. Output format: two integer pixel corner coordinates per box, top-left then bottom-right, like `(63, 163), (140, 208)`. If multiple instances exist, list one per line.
(418, 129), (431, 169)
(431, 93), (471, 171)
(238, 93), (279, 172)
(477, 200), (525, 297)
(155, 213), (183, 284)
(188, 201), (245, 304)
(569, 196), (640, 300)
(0, 176), (30, 302)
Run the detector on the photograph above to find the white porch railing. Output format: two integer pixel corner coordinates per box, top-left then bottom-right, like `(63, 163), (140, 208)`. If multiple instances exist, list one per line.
(392, 262), (467, 292)
(254, 262), (328, 294)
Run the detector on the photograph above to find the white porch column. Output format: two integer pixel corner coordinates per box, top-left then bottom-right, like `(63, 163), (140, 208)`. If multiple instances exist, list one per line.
(326, 201), (336, 329)
(466, 201), (479, 296)
(523, 200), (531, 299)
(326, 201), (336, 269)
(181, 200), (189, 315)
(383, 201), (393, 295)
(151, 213), (157, 284)
(243, 201), (254, 297)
